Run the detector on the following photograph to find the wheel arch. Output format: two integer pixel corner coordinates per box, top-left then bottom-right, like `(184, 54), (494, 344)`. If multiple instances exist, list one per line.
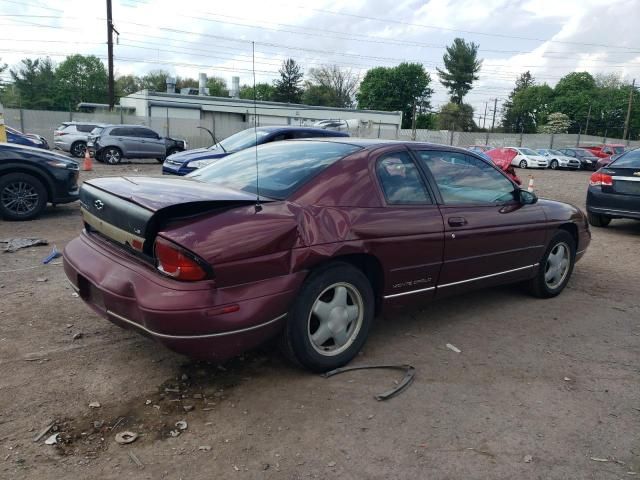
(558, 222), (578, 249)
(0, 164), (53, 202)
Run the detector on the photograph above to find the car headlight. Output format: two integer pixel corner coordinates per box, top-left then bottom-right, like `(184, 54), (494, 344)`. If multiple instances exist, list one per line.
(47, 160), (78, 170)
(186, 159), (212, 169)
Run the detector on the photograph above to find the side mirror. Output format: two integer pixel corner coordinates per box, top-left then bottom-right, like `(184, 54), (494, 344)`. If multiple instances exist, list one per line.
(519, 189), (538, 205)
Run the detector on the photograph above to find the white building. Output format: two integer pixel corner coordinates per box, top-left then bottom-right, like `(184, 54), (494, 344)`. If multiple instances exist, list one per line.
(119, 90), (403, 140)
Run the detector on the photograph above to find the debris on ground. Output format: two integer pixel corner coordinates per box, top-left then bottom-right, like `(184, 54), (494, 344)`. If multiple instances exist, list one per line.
(42, 246), (62, 264)
(590, 457), (609, 462)
(564, 377), (572, 381)
(128, 451), (144, 469)
(115, 431), (138, 445)
(322, 364), (415, 401)
(175, 420), (188, 431)
(36, 277), (48, 283)
(1, 237), (48, 253)
(44, 433), (59, 445)
(72, 332), (83, 340)
(524, 454), (533, 463)
(183, 405), (194, 412)
(446, 343), (462, 353)
(198, 445), (211, 451)
(169, 430), (181, 437)
(327, 461), (336, 467)
(88, 401), (101, 408)
(33, 423), (54, 442)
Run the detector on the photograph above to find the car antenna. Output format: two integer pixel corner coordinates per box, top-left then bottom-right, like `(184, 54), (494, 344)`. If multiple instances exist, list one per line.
(252, 41), (262, 213)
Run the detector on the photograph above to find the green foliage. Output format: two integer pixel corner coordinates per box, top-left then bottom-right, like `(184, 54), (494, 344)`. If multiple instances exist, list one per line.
(273, 59), (304, 103)
(115, 74), (142, 98)
(304, 65), (358, 108)
(206, 77), (229, 97)
(54, 55), (108, 108)
(539, 112), (571, 133)
(9, 57), (58, 109)
(176, 77), (198, 90)
(436, 38), (482, 104)
(436, 102), (475, 131)
(140, 70), (171, 92)
(239, 82), (276, 101)
(502, 72), (554, 134)
(415, 113), (436, 129)
(357, 62), (433, 128)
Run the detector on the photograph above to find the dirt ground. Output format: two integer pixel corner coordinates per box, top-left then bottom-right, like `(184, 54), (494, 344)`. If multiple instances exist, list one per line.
(1, 158), (639, 480)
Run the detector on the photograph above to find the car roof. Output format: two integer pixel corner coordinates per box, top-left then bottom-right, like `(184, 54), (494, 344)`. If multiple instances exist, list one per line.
(253, 126), (349, 135)
(289, 137), (483, 155)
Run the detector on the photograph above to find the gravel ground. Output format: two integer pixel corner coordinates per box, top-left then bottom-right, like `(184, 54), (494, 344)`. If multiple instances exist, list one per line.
(0, 159), (639, 479)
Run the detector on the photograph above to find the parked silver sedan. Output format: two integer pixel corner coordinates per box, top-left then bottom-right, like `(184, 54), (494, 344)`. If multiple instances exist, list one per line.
(536, 149), (581, 170)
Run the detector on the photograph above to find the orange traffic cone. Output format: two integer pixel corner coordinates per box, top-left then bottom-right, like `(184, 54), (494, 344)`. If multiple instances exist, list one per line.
(82, 148), (93, 172)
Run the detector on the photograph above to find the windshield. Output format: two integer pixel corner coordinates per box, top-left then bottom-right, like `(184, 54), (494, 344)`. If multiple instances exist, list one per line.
(520, 148), (539, 156)
(214, 129), (271, 152)
(547, 149), (563, 155)
(610, 149), (640, 168)
(574, 149), (594, 157)
(189, 141), (361, 199)
(612, 146), (625, 154)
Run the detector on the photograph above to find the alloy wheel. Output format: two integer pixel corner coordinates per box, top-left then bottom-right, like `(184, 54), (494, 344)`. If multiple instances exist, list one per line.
(544, 242), (570, 289)
(105, 148), (121, 164)
(550, 160), (558, 169)
(1, 181), (40, 216)
(72, 142), (86, 157)
(307, 282), (364, 356)
(519, 160), (527, 168)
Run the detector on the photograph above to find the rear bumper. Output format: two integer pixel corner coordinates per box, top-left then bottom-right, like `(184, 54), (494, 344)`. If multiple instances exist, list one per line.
(63, 232), (305, 360)
(587, 187), (640, 220)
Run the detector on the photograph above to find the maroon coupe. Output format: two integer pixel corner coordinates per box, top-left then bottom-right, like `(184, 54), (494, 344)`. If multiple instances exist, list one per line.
(63, 139), (590, 371)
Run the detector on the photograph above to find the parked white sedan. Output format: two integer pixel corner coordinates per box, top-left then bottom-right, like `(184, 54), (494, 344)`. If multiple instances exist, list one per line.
(536, 149), (581, 170)
(507, 147), (549, 169)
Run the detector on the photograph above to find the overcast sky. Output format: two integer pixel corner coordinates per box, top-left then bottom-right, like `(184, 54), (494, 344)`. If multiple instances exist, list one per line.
(1, 0), (639, 122)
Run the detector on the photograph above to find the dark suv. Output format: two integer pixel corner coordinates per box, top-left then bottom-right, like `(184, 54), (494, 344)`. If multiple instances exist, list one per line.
(0, 143), (79, 220)
(88, 125), (187, 165)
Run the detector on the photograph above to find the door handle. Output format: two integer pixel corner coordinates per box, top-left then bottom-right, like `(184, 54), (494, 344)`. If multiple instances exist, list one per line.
(448, 217), (467, 227)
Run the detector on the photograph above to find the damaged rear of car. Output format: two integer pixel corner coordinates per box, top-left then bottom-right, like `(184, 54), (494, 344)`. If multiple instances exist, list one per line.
(63, 141), (360, 363)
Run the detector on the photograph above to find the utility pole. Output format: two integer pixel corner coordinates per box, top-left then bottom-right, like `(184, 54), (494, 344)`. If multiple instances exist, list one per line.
(483, 101), (488, 129)
(411, 99), (417, 141)
(490, 98), (498, 132)
(623, 79), (635, 141)
(106, 0), (119, 111)
(584, 103), (591, 136)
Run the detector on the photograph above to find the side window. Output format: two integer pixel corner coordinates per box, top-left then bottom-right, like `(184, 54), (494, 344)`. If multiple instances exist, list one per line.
(76, 124), (96, 133)
(110, 127), (126, 136)
(140, 128), (159, 139)
(376, 152), (431, 205)
(417, 151), (515, 205)
(128, 128), (145, 138)
(603, 147), (612, 155)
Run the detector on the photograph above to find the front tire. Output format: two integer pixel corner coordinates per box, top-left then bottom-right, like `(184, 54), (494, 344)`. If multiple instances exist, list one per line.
(519, 159), (528, 169)
(102, 147), (122, 165)
(527, 230), (575, 298)
(587, 212), (611, 227)
(550, 159), (559, 170)
(280, 263), (374, 372)
(0, 172), (47, 221)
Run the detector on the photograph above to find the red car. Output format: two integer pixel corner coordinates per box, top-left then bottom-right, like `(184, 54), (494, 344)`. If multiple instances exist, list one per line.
(580, 144), (625, 159)
(63, 140), (590, 371)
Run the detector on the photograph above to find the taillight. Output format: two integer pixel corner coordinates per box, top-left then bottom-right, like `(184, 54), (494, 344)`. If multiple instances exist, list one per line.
(589, 172), (613, 187)
(154, 237), (209, 281)
(54, 131), (67, 136)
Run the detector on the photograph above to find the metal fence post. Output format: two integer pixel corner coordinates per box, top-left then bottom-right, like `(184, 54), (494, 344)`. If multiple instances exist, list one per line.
(449, 130), (454, 146)
(549, 133), (554, 149)
(576, 131), (580, 147)
(485, 131), (489, 146)
(19, 108), (24, 133)
(120, 108), (124, 124)
(518, 131), (523, 147)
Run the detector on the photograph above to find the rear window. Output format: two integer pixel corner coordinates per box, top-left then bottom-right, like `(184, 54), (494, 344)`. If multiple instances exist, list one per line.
(76, 124), (97, 133)
(610, 150), (640, 168)
(188, 141), (361, 199)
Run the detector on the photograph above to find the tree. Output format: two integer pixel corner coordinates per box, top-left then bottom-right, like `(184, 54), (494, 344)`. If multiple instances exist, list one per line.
(239, 82), (276, 101)
(176, 77), (198, 90)
(206, 77), (229, 97)
(302, 84), (337, 107)
(115, 74), (142, 98)
(141, 70), (171, 91)
(415, 113), (436, 129)
(357, 63), (433, 128)
(54, 55), (108, 108)
(436, 102), (475, 131)
(504, 84), (554, 133)
(306, 65), (359, 108)
(502, 71), (536, 132)
(437, 38), (482, 104)
(273, 58), (304, 103)
(9, 57), (58, 109)
(540, 112), (571, 133)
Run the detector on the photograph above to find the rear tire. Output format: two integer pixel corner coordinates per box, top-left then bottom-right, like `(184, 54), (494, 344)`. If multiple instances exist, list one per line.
(527, 230), (575, 298)
(587, 212), (611, 227)
(70, 141), (87, 158)
(519, 159), (528, 169)
(0, 172), (47, 221)
(280, 262), (374, 372)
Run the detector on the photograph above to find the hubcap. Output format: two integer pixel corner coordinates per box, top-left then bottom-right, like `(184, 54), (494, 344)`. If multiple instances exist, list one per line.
(73, 143), (86, 156)
(520, 160), (527, 168)
(544, 242), (570, 289)
(105, 149), (120, 164)
(1, 181), (39, 215)
(308, 282), (364, 356)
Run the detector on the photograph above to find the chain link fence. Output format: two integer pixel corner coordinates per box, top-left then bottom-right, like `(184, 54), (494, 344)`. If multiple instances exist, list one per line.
(4, 107), (640, 151)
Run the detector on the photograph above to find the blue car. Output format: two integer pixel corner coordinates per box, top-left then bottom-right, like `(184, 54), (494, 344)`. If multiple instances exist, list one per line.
(5, 126), (49, 149)
(163, 126), (349, 176)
